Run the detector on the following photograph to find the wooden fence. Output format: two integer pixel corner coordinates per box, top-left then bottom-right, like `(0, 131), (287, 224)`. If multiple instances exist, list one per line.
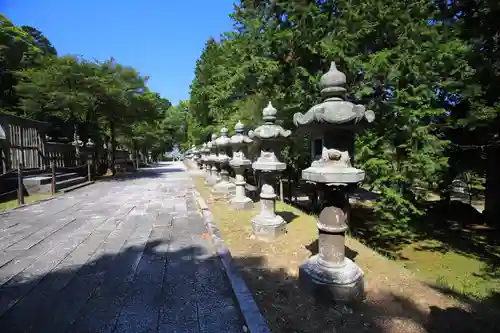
(1, 113), (134, 175)
(0, 113), (49, 173)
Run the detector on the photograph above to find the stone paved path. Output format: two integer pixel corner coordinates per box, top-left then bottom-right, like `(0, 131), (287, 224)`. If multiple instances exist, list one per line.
(0, 162), (244, 333)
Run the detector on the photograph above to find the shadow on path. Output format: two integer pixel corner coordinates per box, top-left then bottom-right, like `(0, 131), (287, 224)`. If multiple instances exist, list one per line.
(0, 242), (242, 333)
(0, 237), (498, 332)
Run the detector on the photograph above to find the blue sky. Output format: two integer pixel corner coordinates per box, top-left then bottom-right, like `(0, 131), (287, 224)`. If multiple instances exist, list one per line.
(1, 0), (236, 104)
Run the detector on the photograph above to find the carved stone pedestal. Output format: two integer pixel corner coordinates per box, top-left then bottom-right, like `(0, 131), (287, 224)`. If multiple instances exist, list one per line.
(229, 121), (254, 210)
(299, 254), (364, 302)
(213, 167), (236, 197)
(299, 188), (364, 302)
(251, 173), (286, 241)
(205, 162), (216, 185)
(203, 163), (210, 178)
(230, 167), (253, 210)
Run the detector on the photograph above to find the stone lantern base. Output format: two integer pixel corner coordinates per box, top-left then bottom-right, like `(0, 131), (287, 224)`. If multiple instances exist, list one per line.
(251, 214), (286, 240)
(299, 252), (365, 302)
(212, 181), (236, 197)
(212, 167), (235, 197)
(229, 163), (254, 210)
(230, 195), (253, 210)
(205, 165), (219, 186)
(251, 185), (286, 241)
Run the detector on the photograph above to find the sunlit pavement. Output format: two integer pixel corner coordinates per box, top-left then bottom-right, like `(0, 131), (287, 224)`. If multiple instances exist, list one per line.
(0, 161), (243, 333)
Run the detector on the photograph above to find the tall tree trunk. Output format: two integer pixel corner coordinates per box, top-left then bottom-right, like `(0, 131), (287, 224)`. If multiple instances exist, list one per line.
(110, 121), (116, 175)
(440, 153), (458, 203)
(484, 145), (500, 225)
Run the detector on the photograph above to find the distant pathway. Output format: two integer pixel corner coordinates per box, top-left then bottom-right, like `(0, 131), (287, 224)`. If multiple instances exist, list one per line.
(0, 162), (244, 333)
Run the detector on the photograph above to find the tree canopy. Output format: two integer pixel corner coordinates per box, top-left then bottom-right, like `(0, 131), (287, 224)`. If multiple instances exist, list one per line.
(0, 14), (182, 170)
(187, 0), (500, 234)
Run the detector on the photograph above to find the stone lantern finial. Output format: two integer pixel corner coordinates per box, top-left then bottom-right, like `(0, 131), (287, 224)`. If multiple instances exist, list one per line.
(262, 102), (277, 122)
(235, 120), (245, 133)
(320, 61), (347, 98)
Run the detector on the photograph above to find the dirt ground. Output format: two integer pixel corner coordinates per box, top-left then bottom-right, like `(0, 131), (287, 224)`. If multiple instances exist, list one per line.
(192, 175), (498, 333)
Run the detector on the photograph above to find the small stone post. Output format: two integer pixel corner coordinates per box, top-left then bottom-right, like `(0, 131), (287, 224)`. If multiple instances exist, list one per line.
(213, 128), (236, 196)
(229, 121), (254, 210)
(250, 102), (291, 241)
(51, 159), (56, 195)
(17, 163), (24, 205)
(293, 61), (375, 302)
(206, 134), (219, 186)
(86, 138), (95, 182)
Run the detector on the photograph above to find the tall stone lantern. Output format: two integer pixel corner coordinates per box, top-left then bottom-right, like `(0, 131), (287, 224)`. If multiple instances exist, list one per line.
(250, 102), (291, 241)
(293, 61), (375, 302)
(200, 143), (210, 176)
(229, 121), (254, 210)
(191, 145), (202, 169)
(206, 134), (219, 186)
(213, 127), (236, 196)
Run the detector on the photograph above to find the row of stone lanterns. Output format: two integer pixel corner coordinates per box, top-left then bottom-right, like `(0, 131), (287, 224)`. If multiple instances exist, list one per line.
(193, 61), (375, 303)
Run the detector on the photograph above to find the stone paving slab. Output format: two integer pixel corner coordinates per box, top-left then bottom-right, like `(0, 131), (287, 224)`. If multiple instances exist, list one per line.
(0, 162), (245, 333)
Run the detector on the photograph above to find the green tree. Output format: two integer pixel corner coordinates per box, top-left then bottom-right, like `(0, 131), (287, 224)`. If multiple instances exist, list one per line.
(189, 0), (473, 239)
(437, 0), (500, 224)
(0, 14), (51, 110)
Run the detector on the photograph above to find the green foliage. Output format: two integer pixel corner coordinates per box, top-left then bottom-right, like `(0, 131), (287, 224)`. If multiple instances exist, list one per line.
(187, 0), (490, 232)
(1, 14), (186, 166)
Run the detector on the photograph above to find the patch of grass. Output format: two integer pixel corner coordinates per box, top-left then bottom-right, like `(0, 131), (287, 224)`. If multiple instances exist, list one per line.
(0, 193), (55, 211)
(192, 176), (491, 333)
(350, 198), (500, 304)
(96, 169), (114, 180)
(397, 239), (500, 301)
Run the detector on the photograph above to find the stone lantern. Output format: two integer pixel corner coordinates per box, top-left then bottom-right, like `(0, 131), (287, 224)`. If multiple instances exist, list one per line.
(200, 143), (210, 176)
(206, 133), (219, 186)
(293, 61), (375, 302)
(229, 121), (254, 210)
(191, 145), (200, 164)
(250, 102), (291, 240)
(194, 145), (204, 170)
(213, 127), (236, 196)
(85, 138), (95, 182)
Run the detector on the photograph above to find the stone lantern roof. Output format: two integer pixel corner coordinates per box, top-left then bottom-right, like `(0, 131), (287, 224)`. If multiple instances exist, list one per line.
(292, 61), (375, 185)
(215, 127), (231, 147)
(293, 62), (375, 127)
(230, 120), (253, 168)
(250, 102), (291, 172)
(215, 127), (230, 164)
(250, 102), (291, 141)
(230, 121), (253, 146)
